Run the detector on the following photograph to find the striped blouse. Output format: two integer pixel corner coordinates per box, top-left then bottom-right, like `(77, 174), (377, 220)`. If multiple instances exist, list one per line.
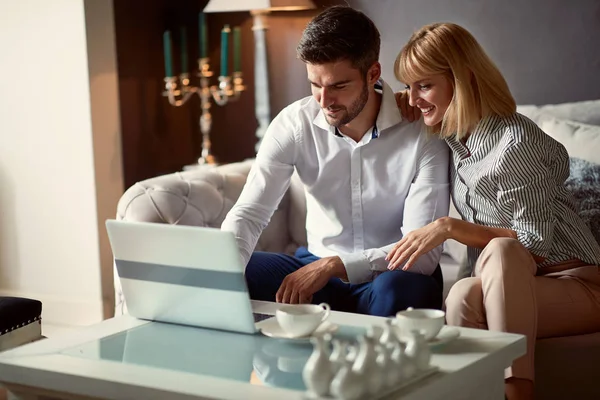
(446, 113), (600, 270)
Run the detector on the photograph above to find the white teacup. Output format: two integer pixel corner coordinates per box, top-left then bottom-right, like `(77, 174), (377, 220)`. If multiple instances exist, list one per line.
(276, 303), (331, 338)
(394, 307), (445, 341)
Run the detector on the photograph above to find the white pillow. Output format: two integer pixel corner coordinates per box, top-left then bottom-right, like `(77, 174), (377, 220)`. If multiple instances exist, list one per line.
(518, 99), (600, 126)
(539, 116), (600, 164)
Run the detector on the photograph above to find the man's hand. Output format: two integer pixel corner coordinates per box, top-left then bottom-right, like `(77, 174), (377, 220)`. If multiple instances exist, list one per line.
(395, 90), (421, 122)
(275, 256), (344, 304)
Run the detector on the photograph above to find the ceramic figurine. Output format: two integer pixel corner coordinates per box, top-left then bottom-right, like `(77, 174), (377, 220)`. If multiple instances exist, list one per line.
(330, 358), (364, 400)
(329, 339), (345, 375)
(384, 343), (403, 387)
(353, 333), (383, 395)
(379, 318), (399, 347)
(303, 334), (334, 397)
(346, 342), (358, 363)
(367, 324), (383, 343)
(390, 339), (416, 380)
(375, 343), (396, 389)
(405, 329), (431, 371)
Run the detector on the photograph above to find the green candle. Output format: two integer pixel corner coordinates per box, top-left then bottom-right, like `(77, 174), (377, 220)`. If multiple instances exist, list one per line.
(163, 30), (174, 77)
(180, 26), (188, 73)
(220, 25), (230, 77)
(198, 12), (208, 59)
(233, 26), (241, 72)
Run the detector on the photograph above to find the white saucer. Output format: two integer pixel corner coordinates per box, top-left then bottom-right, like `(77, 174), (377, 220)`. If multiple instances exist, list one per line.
(399, 326), (460, 347)
(258, 318), (339, 340)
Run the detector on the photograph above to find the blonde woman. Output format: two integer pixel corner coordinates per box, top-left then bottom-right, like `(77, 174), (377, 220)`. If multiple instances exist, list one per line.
(387, 23), (600, 400)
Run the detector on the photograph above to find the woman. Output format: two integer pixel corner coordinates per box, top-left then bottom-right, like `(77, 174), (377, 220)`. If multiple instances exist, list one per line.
(387, 22), (600, 400)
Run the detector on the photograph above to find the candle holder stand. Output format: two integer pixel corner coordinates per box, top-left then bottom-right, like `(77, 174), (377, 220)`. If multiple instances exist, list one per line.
(163, 58), (245, 165)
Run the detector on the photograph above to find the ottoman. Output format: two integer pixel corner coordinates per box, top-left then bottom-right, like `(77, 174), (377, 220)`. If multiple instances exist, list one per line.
(0, 297), (42, 352)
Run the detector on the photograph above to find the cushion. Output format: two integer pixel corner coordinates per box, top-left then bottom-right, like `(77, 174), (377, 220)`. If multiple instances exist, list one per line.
(565, 157), (600, 244)
(0, 297), (42, 335)
(539, 117), (600, 165)
(518, 99), (600, 126)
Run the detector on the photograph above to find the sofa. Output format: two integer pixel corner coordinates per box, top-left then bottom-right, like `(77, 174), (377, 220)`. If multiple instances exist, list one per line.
(114, 99), (600, 399)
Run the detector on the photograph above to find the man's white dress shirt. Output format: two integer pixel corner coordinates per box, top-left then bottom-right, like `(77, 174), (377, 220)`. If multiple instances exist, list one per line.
(221, 80), (450, 284)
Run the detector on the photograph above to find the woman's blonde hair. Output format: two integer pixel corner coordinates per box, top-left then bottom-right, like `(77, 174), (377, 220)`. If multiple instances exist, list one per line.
(394, 23), (516, 139)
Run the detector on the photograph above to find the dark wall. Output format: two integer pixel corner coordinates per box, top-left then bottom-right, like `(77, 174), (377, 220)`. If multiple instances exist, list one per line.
(349, 0), (600, 104)
(114, 0), (600, 189)
(114, 0), (261, 188)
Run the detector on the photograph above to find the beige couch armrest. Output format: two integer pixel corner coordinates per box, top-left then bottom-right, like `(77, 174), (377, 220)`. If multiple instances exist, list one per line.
(117, 164), (248, 227)
(116, 159), (296, 252)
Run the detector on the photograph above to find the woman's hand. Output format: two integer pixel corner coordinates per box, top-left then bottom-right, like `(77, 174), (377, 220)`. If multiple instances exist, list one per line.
(386, 218), (451, 271)
(395, 90), (421, 122)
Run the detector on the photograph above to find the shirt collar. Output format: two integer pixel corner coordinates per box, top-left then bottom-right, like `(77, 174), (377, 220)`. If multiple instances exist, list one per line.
(375, 79), (403, 132)
(333, 125), (379, 139)
(312, 78), (402, 138)
(445, 114), (503, 159)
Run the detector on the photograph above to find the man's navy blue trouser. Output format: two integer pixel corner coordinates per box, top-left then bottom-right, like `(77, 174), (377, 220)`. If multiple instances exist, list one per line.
(245, 247), (443, 317)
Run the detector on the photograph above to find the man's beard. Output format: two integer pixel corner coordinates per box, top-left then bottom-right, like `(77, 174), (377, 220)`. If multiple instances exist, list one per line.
(325, 82), (369, 127)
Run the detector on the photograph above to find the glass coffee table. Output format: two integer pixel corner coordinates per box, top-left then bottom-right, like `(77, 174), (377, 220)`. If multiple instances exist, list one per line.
(0, 301), (525, 400)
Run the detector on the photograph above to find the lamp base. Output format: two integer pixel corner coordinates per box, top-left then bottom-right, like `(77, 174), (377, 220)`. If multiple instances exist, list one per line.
(252, 10), (271, 152)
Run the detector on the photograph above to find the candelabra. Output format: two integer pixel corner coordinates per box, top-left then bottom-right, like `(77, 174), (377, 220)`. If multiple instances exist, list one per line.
(162, 58), (245, 164)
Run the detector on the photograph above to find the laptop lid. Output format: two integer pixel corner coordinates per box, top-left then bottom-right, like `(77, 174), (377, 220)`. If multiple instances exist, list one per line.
(105, 219), (257, 334)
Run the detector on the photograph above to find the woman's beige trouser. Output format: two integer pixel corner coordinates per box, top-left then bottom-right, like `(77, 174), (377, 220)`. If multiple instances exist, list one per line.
(445, 238), (600, 381)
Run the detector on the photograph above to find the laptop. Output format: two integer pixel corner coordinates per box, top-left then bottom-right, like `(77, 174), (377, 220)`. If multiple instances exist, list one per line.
(105, 219), (272, 334)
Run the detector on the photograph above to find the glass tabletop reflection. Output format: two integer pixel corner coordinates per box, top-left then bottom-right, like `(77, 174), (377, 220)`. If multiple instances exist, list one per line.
(60, 319), (366, 392)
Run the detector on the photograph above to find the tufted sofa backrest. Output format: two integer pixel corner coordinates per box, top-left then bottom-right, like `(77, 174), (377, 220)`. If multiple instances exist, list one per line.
(116, 159), (308, 254)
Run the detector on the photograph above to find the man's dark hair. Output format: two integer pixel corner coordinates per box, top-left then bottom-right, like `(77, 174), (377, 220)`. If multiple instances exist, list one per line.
(297, 5), (380, 76)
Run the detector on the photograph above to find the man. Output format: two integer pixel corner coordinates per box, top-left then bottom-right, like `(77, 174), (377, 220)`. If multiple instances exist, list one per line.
(221, 6), (449, 316)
